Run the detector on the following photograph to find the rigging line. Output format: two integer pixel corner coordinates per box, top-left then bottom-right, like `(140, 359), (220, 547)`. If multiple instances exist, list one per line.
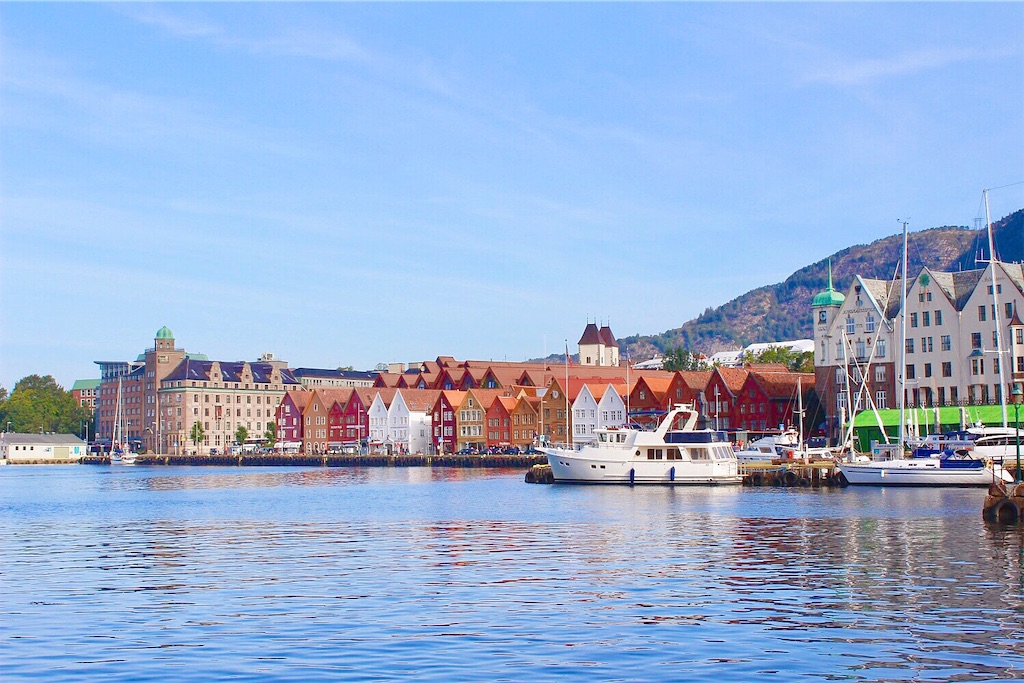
(986, 180), (1024, 192)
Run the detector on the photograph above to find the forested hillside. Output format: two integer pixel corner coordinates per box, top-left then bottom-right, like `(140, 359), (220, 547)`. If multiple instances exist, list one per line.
(621, 209), (1024, 360)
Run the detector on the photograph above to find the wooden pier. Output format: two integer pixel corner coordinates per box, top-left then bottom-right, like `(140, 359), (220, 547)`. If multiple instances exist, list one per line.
(525, 460), (844, 486)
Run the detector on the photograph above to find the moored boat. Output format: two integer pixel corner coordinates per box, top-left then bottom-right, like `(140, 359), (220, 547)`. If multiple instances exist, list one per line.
(735, 429), (834, 463)
(538, 403), (742, 485)
(839, 449), (1011, 486)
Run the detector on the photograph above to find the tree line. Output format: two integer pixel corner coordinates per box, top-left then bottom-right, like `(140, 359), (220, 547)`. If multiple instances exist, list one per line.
(0, 375), (93, 438)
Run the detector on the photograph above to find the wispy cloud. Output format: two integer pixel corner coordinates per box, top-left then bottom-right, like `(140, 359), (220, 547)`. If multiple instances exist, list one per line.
(801, 47), (1016, 87)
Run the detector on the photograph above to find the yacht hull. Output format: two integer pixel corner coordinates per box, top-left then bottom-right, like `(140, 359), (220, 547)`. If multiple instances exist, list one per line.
(839, 460), (1010, 486)
(542, 448), (742, 485)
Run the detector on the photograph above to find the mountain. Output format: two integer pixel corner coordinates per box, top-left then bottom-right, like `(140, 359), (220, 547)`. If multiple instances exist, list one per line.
(621, 209), (1024, 360)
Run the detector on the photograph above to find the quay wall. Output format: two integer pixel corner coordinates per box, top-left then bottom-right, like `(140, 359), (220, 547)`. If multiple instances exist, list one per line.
(80, 453), (547, 469)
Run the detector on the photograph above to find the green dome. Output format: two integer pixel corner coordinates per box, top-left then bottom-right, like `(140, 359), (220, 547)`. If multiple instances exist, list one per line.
(812, 261), (845, 307)
(155, 326), (174, 340)
(812, 289), (845, 307)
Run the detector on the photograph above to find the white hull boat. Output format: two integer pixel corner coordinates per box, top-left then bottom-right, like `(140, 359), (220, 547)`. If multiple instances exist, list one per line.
(839, 452), (1011, 486)
(540, 404), (742, 485)
(735, 429), (833, 463)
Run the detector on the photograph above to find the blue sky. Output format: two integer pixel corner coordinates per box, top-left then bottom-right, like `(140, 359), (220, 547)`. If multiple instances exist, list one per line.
(2, 3), (1023, 391)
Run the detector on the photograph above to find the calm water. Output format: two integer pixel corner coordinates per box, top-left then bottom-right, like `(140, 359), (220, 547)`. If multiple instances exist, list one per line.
(2, 466), (1023, 681)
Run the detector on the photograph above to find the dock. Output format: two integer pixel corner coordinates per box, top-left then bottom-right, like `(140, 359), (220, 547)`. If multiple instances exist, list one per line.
(525, 460), (844, 486)
(80, 453), (547, 469)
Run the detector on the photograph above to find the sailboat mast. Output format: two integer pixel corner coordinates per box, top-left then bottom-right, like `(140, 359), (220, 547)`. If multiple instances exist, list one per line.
(898, 220), (908, 451)
(984, 189), (1008, 427)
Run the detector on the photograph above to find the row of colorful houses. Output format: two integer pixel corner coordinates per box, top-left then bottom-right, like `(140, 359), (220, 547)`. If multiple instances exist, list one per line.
(277, 362), (819, 455)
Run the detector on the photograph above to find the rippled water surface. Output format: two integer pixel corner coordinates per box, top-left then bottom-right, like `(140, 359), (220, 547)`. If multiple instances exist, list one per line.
(2, 465), (1023, 681)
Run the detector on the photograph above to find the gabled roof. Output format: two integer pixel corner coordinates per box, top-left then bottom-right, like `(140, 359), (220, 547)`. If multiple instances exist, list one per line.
(711, 366), (749, 395)
(398, 389), (442, 412)
(357, 387), (399, 409)
(928, 268), (985, 311)
(493, 396), (518, 413)
(749, 371), (813, 401)
(578, 323), (601, 345)
(598, 325), (619, 348)
(311, 388), (355, 410)
(437, 390), (468, 408)
(284, 390), (314, 411)
(676, 370), (713, 390)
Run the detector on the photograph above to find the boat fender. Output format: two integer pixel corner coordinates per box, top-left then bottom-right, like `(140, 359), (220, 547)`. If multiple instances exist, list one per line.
(669, 466), (675, 482)
(783, 470), (798, 486)
(787, 449), (796, 459)
(629, 468), (635, 485)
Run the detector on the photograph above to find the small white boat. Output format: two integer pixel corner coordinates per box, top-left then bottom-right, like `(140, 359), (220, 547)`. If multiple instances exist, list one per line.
(539, 403), (742, 485)
(839, 450), (1011, 486)
(734, 429), (833, 463)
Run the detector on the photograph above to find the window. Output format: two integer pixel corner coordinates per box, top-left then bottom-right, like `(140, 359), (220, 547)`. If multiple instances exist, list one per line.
(1006, 302), (1014, 319)
(922, 311), (930, 327)
(874, 366), (886, 382)
(856, 341), (866, 359)
(905, 338), (914, 354)
(972, 333), (982, 350)
(979, 305), (987, 321)
(925, 337), (933, 353)
(837, 342), (845, 360)
(940, 335), (951, 352)
(924, 363), (932, 378)
(876, 340), (886, 358)
(818, 310), (827, 324)
(935, 310), (943, 325)
(846, 317), (855, 334)
(971, 358), (984, 376)
(1018, 356), (1024, 373)
(906, 364), (916, 380)
(1018, 329), (1024, 345)
(875, 391), (887, 410)
(910, 312), (918, 328)
(865, 314), (876, 333)
(942, 362), (952, 377)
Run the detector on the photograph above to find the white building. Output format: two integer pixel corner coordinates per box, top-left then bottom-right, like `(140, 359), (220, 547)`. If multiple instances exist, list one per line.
(813, 259), (1024, 441)
(1, 433), (87, 463)
(596, 384), (628, 430)
(368, 393), (391, 451)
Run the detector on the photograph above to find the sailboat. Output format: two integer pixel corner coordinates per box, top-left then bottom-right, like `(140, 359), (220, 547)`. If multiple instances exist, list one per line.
(838, 217), (1012, 486)
(109, 376), (136, 466)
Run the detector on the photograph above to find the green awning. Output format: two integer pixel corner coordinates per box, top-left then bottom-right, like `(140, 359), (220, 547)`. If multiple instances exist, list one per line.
(850, 405), (1017, 428)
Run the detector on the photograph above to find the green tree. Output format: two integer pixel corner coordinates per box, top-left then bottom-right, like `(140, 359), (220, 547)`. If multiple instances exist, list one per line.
(742, 346), (814, 372)
(235, 425), (249, 446)
(264, 421), (277, 447)
(3, 375), (91, 435)
(190, 421), (205, 449)
(662, 346), (710, 372)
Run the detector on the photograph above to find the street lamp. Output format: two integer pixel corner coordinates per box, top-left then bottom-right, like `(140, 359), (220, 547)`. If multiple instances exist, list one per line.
(1012, 383), (1022, 484)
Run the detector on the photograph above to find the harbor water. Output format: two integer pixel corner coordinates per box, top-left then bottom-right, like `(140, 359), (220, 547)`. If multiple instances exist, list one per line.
(2, 465), (1023, 681)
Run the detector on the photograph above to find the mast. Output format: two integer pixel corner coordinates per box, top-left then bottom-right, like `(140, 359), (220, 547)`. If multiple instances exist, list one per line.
(797, 376), (804, 449)
(898, 219), (909, 451)
(984, 189), (1008, 427)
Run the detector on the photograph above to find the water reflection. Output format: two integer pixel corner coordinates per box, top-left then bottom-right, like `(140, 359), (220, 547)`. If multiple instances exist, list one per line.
(1, 468), (1023, 681)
